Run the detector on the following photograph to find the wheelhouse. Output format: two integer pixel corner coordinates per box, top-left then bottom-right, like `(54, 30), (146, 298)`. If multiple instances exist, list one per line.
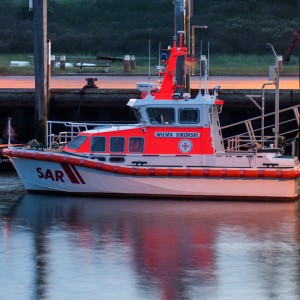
(63, 97), (222, 160)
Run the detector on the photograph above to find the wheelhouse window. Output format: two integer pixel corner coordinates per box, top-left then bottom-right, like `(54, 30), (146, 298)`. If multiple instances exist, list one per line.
(67, 135), (88, 150)
(129, 137), (144, 153)
(110, 137), (125, 152)
(90, 136), (106, 152)
(132, 108), (143, 123)
(147, 107), (175, 124)
(179, 108), (200, 124)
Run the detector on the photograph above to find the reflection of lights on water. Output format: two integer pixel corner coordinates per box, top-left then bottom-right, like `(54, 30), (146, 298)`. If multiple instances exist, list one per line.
(2, 216), (10, 239)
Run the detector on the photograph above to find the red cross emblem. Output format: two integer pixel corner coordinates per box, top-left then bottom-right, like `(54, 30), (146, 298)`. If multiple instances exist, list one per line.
(178, 140), (192, 153)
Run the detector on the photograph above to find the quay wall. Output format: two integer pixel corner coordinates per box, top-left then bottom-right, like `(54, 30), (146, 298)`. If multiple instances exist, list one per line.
(0, 88), (299, 143)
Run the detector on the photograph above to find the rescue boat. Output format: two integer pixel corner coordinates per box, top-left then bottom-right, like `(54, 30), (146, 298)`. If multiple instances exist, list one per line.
(2, 32), (300, 201)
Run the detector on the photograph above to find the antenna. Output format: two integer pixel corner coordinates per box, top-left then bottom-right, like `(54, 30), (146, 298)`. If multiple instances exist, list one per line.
(207, 41), (210, 80)
(198, 39), (202, 95)
(158, 42), (161, 66)
(148, 39), (151, 95)
(204, 41), (209, 94)
(7, 117), (12, 148)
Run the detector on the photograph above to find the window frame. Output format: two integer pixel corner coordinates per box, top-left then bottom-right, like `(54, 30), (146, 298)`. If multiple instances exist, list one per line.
(67, 135), (88, 150)
(178, 108), (200, 124)
(128, 137), (145, 153)
(109, 136), (125, 153)
(90, 136), (106, 152)
(147, 107), (175, 124)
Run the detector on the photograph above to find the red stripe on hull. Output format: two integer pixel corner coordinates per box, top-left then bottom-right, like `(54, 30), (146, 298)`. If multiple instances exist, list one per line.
(60, 163), (80, 184)
(3, 149), (300, 180)
(70, 164), (85, 184)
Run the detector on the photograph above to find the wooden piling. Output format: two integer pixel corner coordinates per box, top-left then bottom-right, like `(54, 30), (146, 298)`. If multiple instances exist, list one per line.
(33, 0), (48, 144)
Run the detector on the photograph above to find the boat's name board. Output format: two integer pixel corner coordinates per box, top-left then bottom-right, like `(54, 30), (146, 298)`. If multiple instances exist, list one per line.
(155, 132), (200, 138)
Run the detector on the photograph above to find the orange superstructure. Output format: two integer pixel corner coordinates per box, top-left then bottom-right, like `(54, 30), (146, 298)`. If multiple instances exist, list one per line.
(63, 32), (222, 159)
(64, 127), (214, 156)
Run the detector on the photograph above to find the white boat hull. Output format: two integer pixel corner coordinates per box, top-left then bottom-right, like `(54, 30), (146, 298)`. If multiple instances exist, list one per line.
(10, 156), (300, 201)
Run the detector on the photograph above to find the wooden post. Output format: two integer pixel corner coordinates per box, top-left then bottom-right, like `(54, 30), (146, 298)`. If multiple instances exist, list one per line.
(33, 0), (48, 144)
(174, 0), (185, 95)
(47, 39), (51, 117)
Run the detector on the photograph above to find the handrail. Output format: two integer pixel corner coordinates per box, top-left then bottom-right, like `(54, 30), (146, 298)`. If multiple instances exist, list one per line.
(221, 104), (300, 151)
(221, 104), (300, 130)
(46, 121), (138, 148)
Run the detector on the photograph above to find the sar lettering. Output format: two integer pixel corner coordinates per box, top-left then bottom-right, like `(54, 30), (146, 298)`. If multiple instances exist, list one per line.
(36, 167), (65, 182)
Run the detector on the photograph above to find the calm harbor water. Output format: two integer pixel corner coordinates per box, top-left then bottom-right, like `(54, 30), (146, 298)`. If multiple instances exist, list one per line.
(1, 172), (300, 300)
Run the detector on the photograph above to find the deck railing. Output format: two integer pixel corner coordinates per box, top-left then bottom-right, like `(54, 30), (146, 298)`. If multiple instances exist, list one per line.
(46, 104), (300, 154)
(221, 104), (300, 152)
(46, 121), (136, 148)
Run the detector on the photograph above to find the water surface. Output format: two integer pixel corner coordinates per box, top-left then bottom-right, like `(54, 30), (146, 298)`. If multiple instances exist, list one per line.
(1, 173), (300, 300)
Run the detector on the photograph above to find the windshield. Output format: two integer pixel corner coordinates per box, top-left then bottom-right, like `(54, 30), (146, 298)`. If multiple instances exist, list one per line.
(132, 108), (143, 122)
(67, 135), (88, 150)
(147, 107), (175, 124)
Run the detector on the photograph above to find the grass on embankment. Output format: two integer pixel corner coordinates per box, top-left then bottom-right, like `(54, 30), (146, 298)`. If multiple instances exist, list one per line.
(0, 54), (298, 76)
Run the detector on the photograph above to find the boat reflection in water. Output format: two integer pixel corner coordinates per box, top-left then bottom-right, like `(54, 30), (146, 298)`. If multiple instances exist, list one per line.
(2, 194), (300, 299)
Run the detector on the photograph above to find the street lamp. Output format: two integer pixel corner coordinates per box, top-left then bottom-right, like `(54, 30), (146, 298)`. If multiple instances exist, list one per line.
(266, 42), (280, 149)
